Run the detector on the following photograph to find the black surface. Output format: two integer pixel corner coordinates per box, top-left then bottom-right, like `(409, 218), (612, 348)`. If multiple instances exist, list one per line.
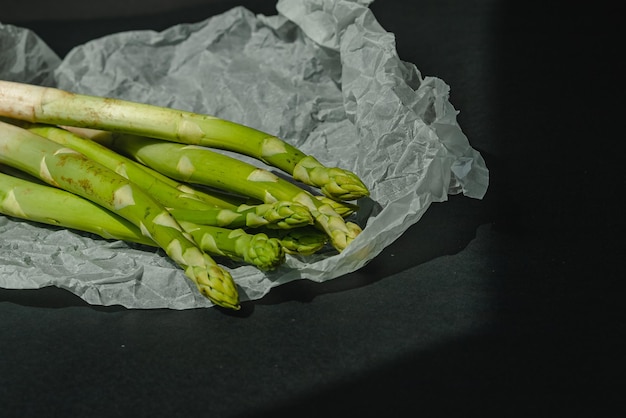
(1, 1), (622, 416)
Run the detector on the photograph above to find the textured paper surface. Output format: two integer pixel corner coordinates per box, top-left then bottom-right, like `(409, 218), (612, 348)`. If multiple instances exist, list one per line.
(0, 0), (489, 309)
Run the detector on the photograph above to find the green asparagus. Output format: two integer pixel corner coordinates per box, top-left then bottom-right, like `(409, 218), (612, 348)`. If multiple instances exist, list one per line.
(178, 221), (284, 271)
(0, 164), (154, 245)
(168, 201), (313, 229)
(262, 226), (329, 256)
(0, 120), (240, 309)
(0, 165), (286, 271)
(58, 127), (359, 219)
(0, 80), (369, 200)
(103, 135), (362, 252)
(13, 122), (314, 229)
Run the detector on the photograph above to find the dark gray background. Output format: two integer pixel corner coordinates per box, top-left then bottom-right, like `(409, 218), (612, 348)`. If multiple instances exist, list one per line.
(1, 1), (621, 416)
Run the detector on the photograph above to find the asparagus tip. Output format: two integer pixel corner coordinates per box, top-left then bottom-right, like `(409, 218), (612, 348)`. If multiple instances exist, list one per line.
(243, 234), (285, 271)
(275, 227), (329, 256)
(260, 201), (314, 229)
(187, 255), (240, 310)
(293, 156), (369, 201)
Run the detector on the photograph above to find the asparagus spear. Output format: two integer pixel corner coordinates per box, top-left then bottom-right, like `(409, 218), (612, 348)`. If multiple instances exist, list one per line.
(0, 121), (240, 309)
(315, 195), (359, 218)
(0, 80), (369, 200)
(177, 221), (284, 271)
(15, 122), (314, 229)
(262, 226), (329, 256)
(0, 164), (154, 246)
(168, 201), (312, 229)
(64, 131), (358, 217)
(175, 183), (359, 218)
(130, 159), (357, 221)
(62, 126), (360, 219)
(1, 164), (286, 271)
(22, 122), (215, 210)
(62, 126), (260, 208)
(104, 135), (362, 252)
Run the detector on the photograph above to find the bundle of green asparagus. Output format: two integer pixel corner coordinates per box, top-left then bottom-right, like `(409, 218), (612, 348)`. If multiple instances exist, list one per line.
(0, 80), (370, 310)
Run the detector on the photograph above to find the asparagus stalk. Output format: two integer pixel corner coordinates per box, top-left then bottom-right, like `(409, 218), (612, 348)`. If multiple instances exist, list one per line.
(15, 122), (314, 229)
(0, 121), (239, 309)
(168, 201), (313, 229)
(22, 122), (215, 211)
(129, 160), (357, 221)
(175, 183), (359, 218)
(104, 136), (362, 252)
(62, 126), (260, 208)
(0, 165), (286, 270)
(62, 126), (360, 219)
(62, 131), (361, 219)
(0, 164), (154, 246)
(128, 162), (359, 218)
(0, 80), (369, 200)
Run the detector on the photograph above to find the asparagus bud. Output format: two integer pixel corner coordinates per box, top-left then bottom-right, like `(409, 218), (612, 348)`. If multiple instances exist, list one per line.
(263, 226), (329, 256)
(178, 221), (285, 271)
(293, 156), (369, 201)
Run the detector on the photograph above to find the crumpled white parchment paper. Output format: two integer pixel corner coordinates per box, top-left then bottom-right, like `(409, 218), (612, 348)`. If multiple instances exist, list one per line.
(0, 0), (489, 309)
